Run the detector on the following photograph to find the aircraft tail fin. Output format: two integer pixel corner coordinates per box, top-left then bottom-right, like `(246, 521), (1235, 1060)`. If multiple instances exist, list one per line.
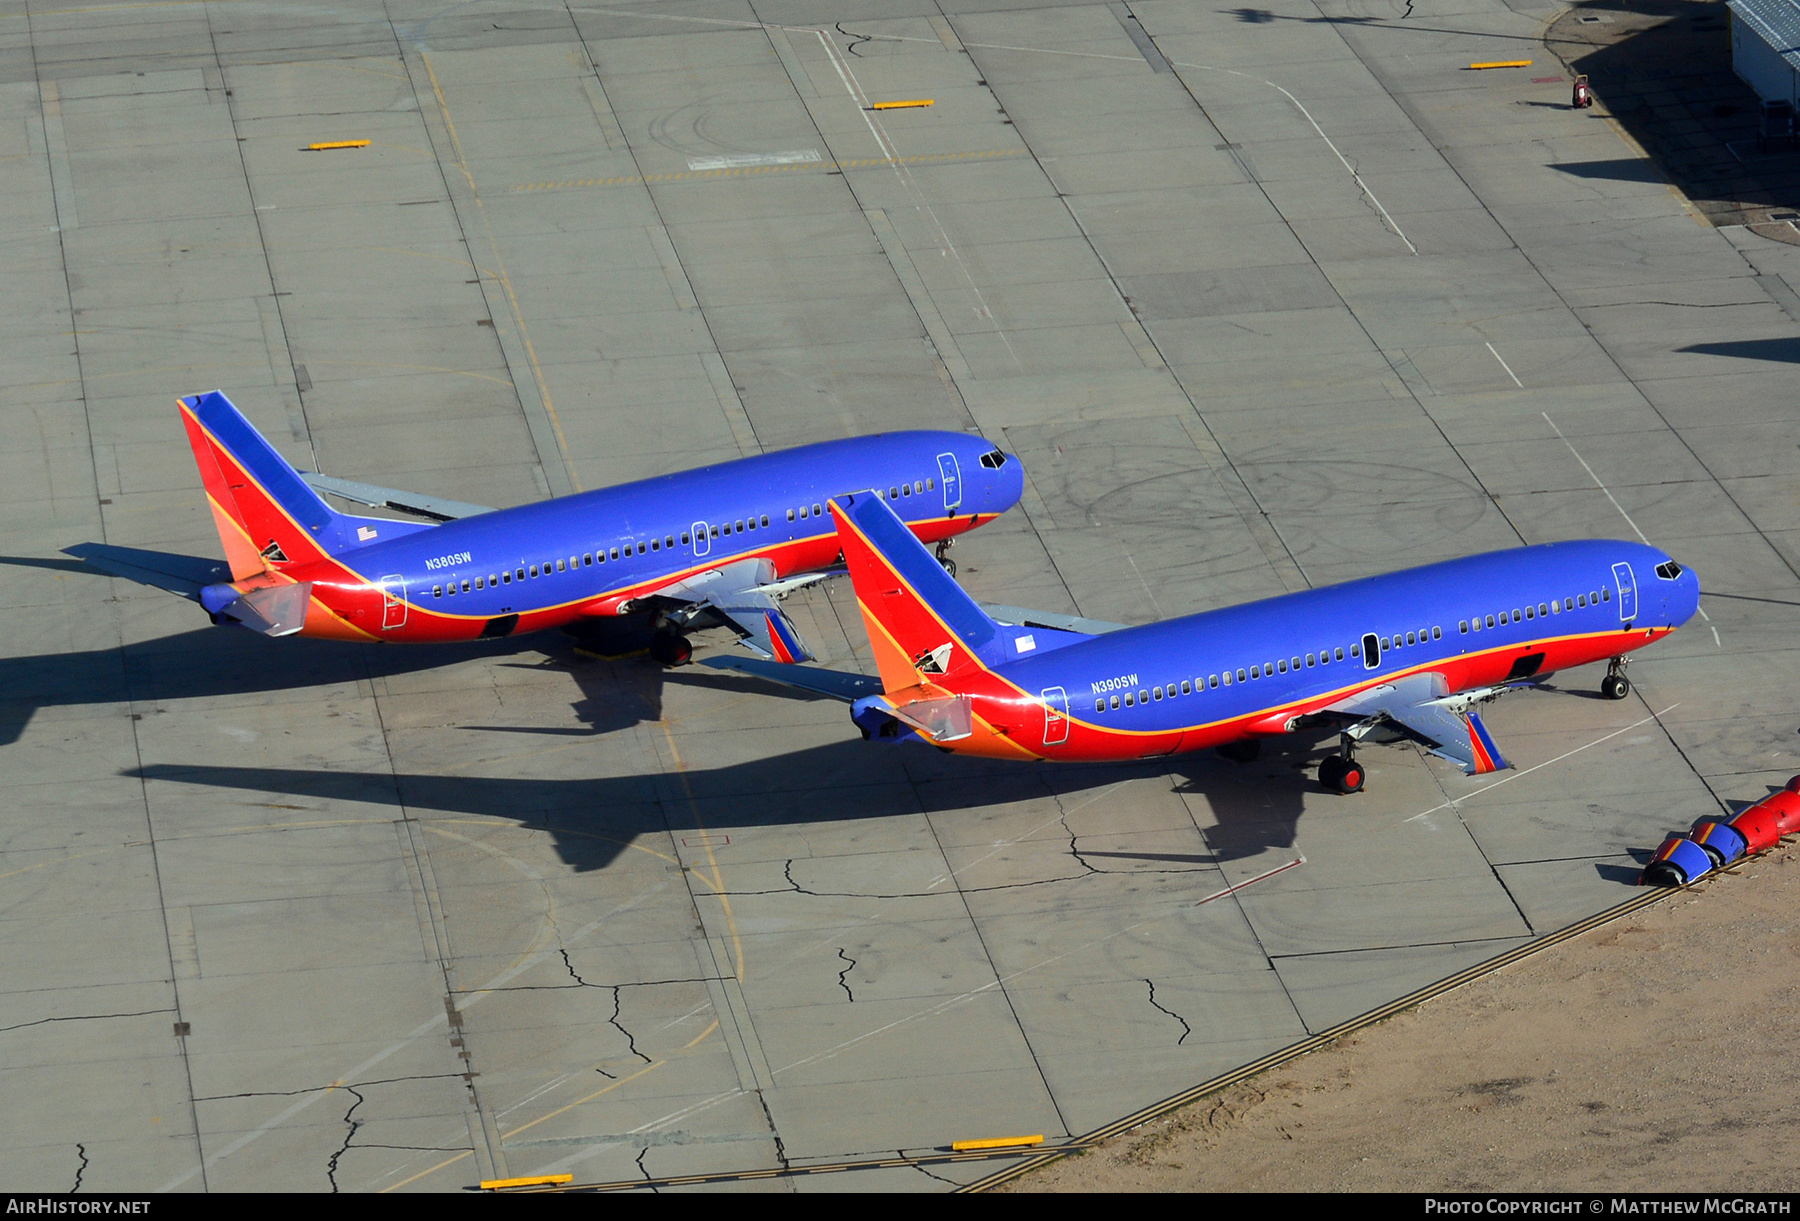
(828, 492), (1003, 694)
(177, 391), (396, 576)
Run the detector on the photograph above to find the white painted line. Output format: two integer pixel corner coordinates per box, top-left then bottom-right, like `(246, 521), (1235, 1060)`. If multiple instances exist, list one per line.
(1405, 704), (1679, 824)
(686, 149), (820, 171)
(1541, 412), (1650, 545)
(811, 28), (1023, 372)
(1486, 341), (1524, 388)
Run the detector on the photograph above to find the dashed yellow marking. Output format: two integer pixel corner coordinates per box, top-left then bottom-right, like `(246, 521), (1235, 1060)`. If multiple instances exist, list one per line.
(512, 148), (1028, 193)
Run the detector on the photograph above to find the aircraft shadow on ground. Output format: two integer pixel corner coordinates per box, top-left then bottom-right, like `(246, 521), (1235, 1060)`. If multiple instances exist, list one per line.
(18, 549), (1325, 874)
(1679, 338), (1800, 364)
(0, 602), (698, 746)
(126, 737), (1326, 876)
(0, 547), (759, 742)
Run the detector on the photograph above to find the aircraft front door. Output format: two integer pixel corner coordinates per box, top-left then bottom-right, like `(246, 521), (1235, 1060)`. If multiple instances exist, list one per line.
(692, 520), (711, 557)
(937, 452), (962, 513)
(1612, 562), (1638, 623)
(1042, 686), (1069, 746)
(380, 575), (407, 629)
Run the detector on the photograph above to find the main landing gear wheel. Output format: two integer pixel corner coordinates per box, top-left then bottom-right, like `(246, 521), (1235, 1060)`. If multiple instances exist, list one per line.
(648, 632), (693, 667)
(935, 539), (956, 579)
(1318, 754), (1365, 795)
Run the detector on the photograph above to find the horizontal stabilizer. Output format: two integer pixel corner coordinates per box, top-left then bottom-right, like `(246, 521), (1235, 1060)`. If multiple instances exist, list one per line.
(299, 471), (493, 523)
(63, 544), (230, 601)
(981, 603), (1126, 635)
(697, 656), (883, 701)
(218, 582), (313, 636)
(891, 694), (973, 743)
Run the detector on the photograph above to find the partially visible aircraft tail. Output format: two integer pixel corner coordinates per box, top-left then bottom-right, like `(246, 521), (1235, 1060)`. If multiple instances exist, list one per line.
(177, 391), (393, 578)
(828, 491), (1005, 694)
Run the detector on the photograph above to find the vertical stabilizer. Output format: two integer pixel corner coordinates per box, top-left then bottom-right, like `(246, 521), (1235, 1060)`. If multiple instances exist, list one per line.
(829, 492), (1003, 693)
(177, 392), (361, 571)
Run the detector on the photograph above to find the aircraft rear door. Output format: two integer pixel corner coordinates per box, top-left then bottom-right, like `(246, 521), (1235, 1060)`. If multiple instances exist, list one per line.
(380, 575), (407, 629)
(937, 452), (962, 513)
(1042, 686), (1069, 746)
(1612, 562), (1638, 622)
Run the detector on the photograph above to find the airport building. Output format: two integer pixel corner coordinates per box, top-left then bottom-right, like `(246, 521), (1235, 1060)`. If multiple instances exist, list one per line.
(1730, 0), (1800, 107)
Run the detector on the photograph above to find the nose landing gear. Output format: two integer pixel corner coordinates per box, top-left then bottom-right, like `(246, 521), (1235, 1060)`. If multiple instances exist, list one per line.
(1600, 656), (1631, 701)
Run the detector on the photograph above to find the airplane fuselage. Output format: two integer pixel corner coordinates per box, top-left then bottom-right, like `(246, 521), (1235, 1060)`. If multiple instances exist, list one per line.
(221, 432), (1023, 643)
(889, 541), (1700, 762)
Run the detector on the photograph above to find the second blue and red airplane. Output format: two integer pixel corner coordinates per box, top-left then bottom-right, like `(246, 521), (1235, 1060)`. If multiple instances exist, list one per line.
(709, 491), (1701, 793)
(176, 391), (1023, 664)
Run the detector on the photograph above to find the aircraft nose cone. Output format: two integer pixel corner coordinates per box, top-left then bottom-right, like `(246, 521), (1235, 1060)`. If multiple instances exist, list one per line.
(997, 451), (1025, 512)
(1678, 562), (1701, 625)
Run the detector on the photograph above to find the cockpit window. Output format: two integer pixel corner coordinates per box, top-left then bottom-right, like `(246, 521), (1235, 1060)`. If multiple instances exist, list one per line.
(1655, 561), (1684, 580)
(979, 449), (1007, 469)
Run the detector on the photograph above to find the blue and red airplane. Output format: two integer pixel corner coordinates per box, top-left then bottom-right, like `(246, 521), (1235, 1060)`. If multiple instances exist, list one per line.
(708, 490), (1701, 793)
(169, 391), (1023, 665)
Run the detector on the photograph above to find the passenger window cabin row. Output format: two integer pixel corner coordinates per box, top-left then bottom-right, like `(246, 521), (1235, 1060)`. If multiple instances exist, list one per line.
(1092, 643), (1362, 713)
(1089, 581), (1616, 714)
(428, 480), (941, 600)
(1456, 586), (1608, 635)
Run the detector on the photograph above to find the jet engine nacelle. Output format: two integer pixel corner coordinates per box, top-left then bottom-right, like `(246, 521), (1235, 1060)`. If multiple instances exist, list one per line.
(1639, 778), (1800, 886)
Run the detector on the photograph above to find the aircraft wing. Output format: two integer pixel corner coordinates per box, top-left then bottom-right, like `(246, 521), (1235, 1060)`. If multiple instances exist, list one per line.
(648, 558), (816, 663)
(1325, 672), (1516, 775)
(299, 472), (495, 522)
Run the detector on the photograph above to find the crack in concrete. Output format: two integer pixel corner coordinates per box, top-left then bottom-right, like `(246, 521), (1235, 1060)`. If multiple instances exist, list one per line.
(608, 986), (652, 1065)
(713, 858), (1090, 898)
(913, 1157), (959, 1186)
(0, 1008), (174, 1034)
(466, 973), (723, 993)
(835, 21), (874, 58)
(324, 1085), (364, 1193)
(71, 1144), (87, 1194)
(635, 1145), (657, 1191)
(1145, 978), (1191, 1046)
(759, 1093), (790, 1170)
(836, 948), (856, 1002)
(193, 1073), (463, 1101)
(1586, 299), (1768, 309)
(1063, 811), (1101, 876)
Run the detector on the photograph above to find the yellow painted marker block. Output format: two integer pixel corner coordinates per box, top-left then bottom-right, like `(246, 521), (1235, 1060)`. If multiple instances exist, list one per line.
(951, 1134), (1044, 1152)
(305, 139), (371, 151)
(870, 99), (933, 110)
(480, 1173), (574, 1190)
(1468, 61), (1532, 70)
